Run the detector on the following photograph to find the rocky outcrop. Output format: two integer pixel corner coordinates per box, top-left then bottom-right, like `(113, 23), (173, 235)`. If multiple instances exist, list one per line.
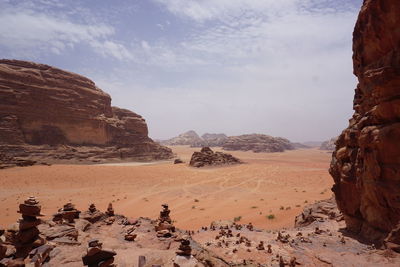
(222, 134), (294, 153)
(189, 147), (241, 168)
(198, 133), (228, 147)
(0, 59), (172, 167)
(319, 137), (338, 151)
(329, 0), (400, 246)
(161, 130), (205, 146)
(161, 131), (228, 147)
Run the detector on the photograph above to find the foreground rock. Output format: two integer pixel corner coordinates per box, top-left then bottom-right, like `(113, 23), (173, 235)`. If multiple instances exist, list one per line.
(189, 147), (241, 168)
(319, 137), (338, 151)
(329, 0), (400, 247)
(222, 134), (294, 153)
(0, 59), (172, 168)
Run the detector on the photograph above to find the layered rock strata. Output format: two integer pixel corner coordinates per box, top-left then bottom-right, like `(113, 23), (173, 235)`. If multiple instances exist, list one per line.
(329, 0), (400, 246)
(0, 59), (172, 167)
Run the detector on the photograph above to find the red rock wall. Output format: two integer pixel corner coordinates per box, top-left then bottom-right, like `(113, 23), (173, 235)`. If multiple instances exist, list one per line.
(330, 0), (400, 243)
(0, 59), (172, 162)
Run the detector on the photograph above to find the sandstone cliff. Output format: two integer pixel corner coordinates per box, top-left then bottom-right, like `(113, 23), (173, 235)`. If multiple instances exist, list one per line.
(329, 0), (400, 246)
(0, 59), (172, 167)
(222, 134), (294, 153)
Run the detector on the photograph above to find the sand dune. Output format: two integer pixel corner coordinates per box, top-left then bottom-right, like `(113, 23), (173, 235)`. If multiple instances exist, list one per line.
(0, 146), (333, 230)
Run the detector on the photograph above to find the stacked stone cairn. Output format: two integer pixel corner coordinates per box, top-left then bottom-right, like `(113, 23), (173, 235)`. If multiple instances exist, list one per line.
(82, 204), (104, 223)
(155, 204), (175, 238)
(82, 239), (116, 267)
(176, 236), (192, 257)
(53, 202), (81, 223)
(105, 203), (114, 217)
(14, 196), (46, 258)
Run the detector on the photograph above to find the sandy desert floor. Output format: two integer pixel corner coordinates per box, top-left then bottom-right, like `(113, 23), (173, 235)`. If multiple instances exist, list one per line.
(0, 146), (333, 230)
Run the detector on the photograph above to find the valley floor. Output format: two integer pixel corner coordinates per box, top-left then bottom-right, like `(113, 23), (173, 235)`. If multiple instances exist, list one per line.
(0, 146), (333, 230)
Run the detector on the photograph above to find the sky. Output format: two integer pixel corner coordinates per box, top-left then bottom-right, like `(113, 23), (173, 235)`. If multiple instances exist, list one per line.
(0, 0), (363, 142)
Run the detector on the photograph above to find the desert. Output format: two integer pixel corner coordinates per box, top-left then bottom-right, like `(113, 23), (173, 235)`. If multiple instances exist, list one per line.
(1, 0), (400, 266)
(0, 146), (332, 231)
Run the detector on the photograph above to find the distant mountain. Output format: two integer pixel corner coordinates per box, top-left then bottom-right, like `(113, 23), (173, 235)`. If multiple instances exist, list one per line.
(319, 137), (338, 150)
(160, 130), (205, 146)
(222, 134), (294, 153)
(291, 142), (311, 149)
(302, 141), (323, 147)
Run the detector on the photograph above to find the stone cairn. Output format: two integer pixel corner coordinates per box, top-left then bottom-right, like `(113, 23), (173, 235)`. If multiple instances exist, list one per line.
(82, 239), (117, 267)
(155, 204), (175, 238)
(82, 203), (104, 223)
(53, 202), (81, 224)
(105, 203), (114, 217)
(14, 196), (46, 258)
(176, 237), (192, 257)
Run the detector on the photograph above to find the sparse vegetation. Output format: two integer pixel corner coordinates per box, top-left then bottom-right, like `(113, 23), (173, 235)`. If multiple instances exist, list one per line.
(304, 200), (308, 203)
(194, 199), (199, 202)
(251, 206), (258, 209)
(296, 204), (301, 207)
(192, 205), (196, 209)
(285, 206), (291, 210)
(234, 216), (242, 222)
(200, 208), (205, 211)
(267, 214), (275, 220)
(280, 206), (284, 210)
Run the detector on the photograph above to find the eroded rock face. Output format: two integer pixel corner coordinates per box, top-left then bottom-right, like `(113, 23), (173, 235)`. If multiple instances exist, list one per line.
(329, 0), (400, 244)
(161, 130), (205, 146)
(222, 134), (294, 153)
(0, 59), (172, 166)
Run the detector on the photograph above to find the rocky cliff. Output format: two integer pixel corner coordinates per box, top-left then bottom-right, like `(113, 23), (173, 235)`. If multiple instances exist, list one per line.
(329, 0), (400, 247)
(0, 59), (172, 167)
(222, 134), (294, 153)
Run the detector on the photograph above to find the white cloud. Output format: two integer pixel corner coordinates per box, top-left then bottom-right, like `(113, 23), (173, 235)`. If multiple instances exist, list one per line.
(0, 8), (133, 61)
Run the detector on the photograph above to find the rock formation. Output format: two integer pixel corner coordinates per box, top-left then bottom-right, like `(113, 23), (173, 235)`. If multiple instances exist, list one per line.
(0, 59), (172, 168)
(189, 147), (241, 168)
(161, 130), (205, 146)
(161, 131), (228, 147)
(319, 137), (338, 151)
(329, 0), (400, 247)
(198, 133), (228, 147)
(222, 134), (294, 153)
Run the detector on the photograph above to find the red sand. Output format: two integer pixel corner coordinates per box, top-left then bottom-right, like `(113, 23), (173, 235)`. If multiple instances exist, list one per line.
(0, 146), (333, 230)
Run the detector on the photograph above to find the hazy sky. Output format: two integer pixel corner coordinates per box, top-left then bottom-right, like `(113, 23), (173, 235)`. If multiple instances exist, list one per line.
(0, 0), (363, 142)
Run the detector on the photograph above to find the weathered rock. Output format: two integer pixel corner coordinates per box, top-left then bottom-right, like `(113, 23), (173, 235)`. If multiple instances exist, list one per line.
(295, 197), (343, 228)
(82, 239), (116, 266)
(329, 0), (400, 246)
(222, 134), (294, 153)
(0, 59), (173, 168)
(81, 204), (105, 223)
(189, 147), (241, 168)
